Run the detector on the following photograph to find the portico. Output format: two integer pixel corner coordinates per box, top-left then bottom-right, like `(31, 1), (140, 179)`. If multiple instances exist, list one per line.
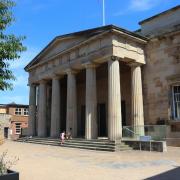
(26, 25), (147, 141)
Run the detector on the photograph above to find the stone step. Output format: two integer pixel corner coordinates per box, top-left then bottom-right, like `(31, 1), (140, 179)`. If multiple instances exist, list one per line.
(18, 139), (130, 148)
(17, 140), (132, 152)
(16, 137), (132, 152)
(18, 137), (116, 145)
(17, 140), (115, 151)
(17, 139), (115, 148)
(62, 144), (131, 151)
(25, 141), (116, 151)
(26, 137), (115, 144)
(20, 139), (129, 148)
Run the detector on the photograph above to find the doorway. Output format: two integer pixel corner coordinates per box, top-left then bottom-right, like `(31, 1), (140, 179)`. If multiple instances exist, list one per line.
(4, 127), (9, 138)
(79, 105), (85, 137)
(121, 100), (126, 126)
(98, 103), (107, 137)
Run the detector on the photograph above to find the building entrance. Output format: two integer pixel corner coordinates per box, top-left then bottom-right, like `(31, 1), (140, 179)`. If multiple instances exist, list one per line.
(4, 127), (8, 138)
(79, 105), (85, 137)
(121, 100), (126, 126)
(98, 103), (107, 137)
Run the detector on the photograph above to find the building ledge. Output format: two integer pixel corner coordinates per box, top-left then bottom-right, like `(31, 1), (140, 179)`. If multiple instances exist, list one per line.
(169, 120), (180, 124)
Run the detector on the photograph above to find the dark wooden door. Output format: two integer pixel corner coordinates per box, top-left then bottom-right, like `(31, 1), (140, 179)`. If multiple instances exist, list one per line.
(4, 127), (9, 138)
(98, 103), (107, 137)
(121, 100), (126, 126)
(80, 105), (85, 137)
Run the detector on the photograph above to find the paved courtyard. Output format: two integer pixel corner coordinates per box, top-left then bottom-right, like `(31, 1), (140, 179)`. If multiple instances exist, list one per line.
(1, 141), (180, 180)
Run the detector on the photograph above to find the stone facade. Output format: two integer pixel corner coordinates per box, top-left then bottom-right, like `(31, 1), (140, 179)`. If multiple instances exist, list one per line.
(143, 33), (180, 125)
(0, 103), (29, 139)
(25, 6), (180, 143)
(140, 6), (180, 144)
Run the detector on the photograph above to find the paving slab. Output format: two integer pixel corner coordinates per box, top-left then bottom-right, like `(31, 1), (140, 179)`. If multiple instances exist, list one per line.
(0, 141), (180, 180)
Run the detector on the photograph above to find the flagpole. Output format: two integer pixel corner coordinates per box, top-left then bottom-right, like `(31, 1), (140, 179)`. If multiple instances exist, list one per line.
(103, 0), (105, 26)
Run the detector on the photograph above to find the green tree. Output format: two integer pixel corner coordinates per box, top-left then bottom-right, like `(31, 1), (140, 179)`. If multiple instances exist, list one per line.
(0, 0), (26, 91)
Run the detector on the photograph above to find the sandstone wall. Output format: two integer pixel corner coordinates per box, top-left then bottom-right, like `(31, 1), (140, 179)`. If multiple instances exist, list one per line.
(140, 7), (180, 36)
(142, 32), (180, 125)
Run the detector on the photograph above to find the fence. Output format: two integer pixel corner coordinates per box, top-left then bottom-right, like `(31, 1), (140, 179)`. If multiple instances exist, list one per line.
(122, 125), (167, 141)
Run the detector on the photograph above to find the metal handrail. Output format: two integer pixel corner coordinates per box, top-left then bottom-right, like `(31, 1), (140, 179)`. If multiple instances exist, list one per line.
(123, 127), (140, 136)
(123, 125), (167, 141)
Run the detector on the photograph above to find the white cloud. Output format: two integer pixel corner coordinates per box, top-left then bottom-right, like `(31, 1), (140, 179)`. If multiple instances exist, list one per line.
(114, 0), (164, 16)
(129, 0), (160, 11)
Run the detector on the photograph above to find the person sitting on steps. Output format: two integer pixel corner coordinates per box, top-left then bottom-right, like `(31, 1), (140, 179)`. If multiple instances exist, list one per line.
(66, 128), (72, 140)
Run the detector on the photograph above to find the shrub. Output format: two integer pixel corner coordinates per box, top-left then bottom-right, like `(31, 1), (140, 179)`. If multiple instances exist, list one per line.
(0, 150), (19, 175)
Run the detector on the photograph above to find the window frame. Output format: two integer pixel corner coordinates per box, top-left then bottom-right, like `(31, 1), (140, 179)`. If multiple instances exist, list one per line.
(15, 108), (22, 115)
(172, 85), (180, 121)
(23, 108), (29, 116)
(15, 123), (21, 135)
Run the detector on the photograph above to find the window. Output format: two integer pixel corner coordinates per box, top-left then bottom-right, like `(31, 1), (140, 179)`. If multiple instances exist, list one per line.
(172, 85), (180, 120)
(15, 108), (22, 115)
(15, 123), (21, 134)
(23, 108), (29, 116)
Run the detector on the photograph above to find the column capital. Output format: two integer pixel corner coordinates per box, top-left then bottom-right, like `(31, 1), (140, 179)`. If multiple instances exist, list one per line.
(110, 56), (120, 61)
(28, 83), (37, 87)
(51, 74), (63, 80)
(39, 79), (47, 84)
(65, 68), (78, 75)
(128, 62), (143, 67)
(82, 62), (98, 69)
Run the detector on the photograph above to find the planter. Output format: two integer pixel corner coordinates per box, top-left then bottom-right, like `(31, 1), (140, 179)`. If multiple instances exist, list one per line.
(0, 170), (19, 180)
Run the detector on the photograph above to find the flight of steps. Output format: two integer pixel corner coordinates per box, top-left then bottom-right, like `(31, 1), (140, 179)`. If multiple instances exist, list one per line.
(16, 137), (132, 152)
(165, 130), (180, 147)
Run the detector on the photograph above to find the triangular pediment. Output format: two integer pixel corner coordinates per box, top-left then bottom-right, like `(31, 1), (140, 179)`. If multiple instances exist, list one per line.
(25, 26), (113, 70)
(25, 25), (147, 71)
(40, 36), (86, 60)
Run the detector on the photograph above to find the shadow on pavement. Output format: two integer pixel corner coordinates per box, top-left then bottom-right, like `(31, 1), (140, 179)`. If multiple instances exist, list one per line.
(145, 167), (180, 180)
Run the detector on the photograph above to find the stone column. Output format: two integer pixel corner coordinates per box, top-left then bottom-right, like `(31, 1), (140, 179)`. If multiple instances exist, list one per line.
(85, 63), (97, 139)
(36, 86), (40, 135)
(37, 81), (47, 137)
(28, 84), (36, 136)
(50, 76), (61, 137)
(108, 58), (122, 141)
(131, 64), (144, 136)
(66, 70), (77, 137)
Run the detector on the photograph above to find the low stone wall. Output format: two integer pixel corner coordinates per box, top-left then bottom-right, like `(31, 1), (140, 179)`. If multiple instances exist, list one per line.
(0, 130), (4, 145)
(166, 138), (180, 147)
(0, 139), (4, 145)
(122, 140), (167, 152)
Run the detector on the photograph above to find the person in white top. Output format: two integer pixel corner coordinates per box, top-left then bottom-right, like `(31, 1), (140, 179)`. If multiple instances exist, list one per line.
(60, 131), (65, 145)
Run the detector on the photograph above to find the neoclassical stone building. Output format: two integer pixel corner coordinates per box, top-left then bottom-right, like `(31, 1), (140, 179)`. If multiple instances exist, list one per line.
(25, 6), (180, 142)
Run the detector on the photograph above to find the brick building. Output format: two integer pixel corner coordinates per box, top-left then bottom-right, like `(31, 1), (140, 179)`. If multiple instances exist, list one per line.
(0, 103), (29, 140)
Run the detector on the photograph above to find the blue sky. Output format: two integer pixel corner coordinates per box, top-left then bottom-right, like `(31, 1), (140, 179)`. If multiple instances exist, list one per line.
(0, 0), (179, 105)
